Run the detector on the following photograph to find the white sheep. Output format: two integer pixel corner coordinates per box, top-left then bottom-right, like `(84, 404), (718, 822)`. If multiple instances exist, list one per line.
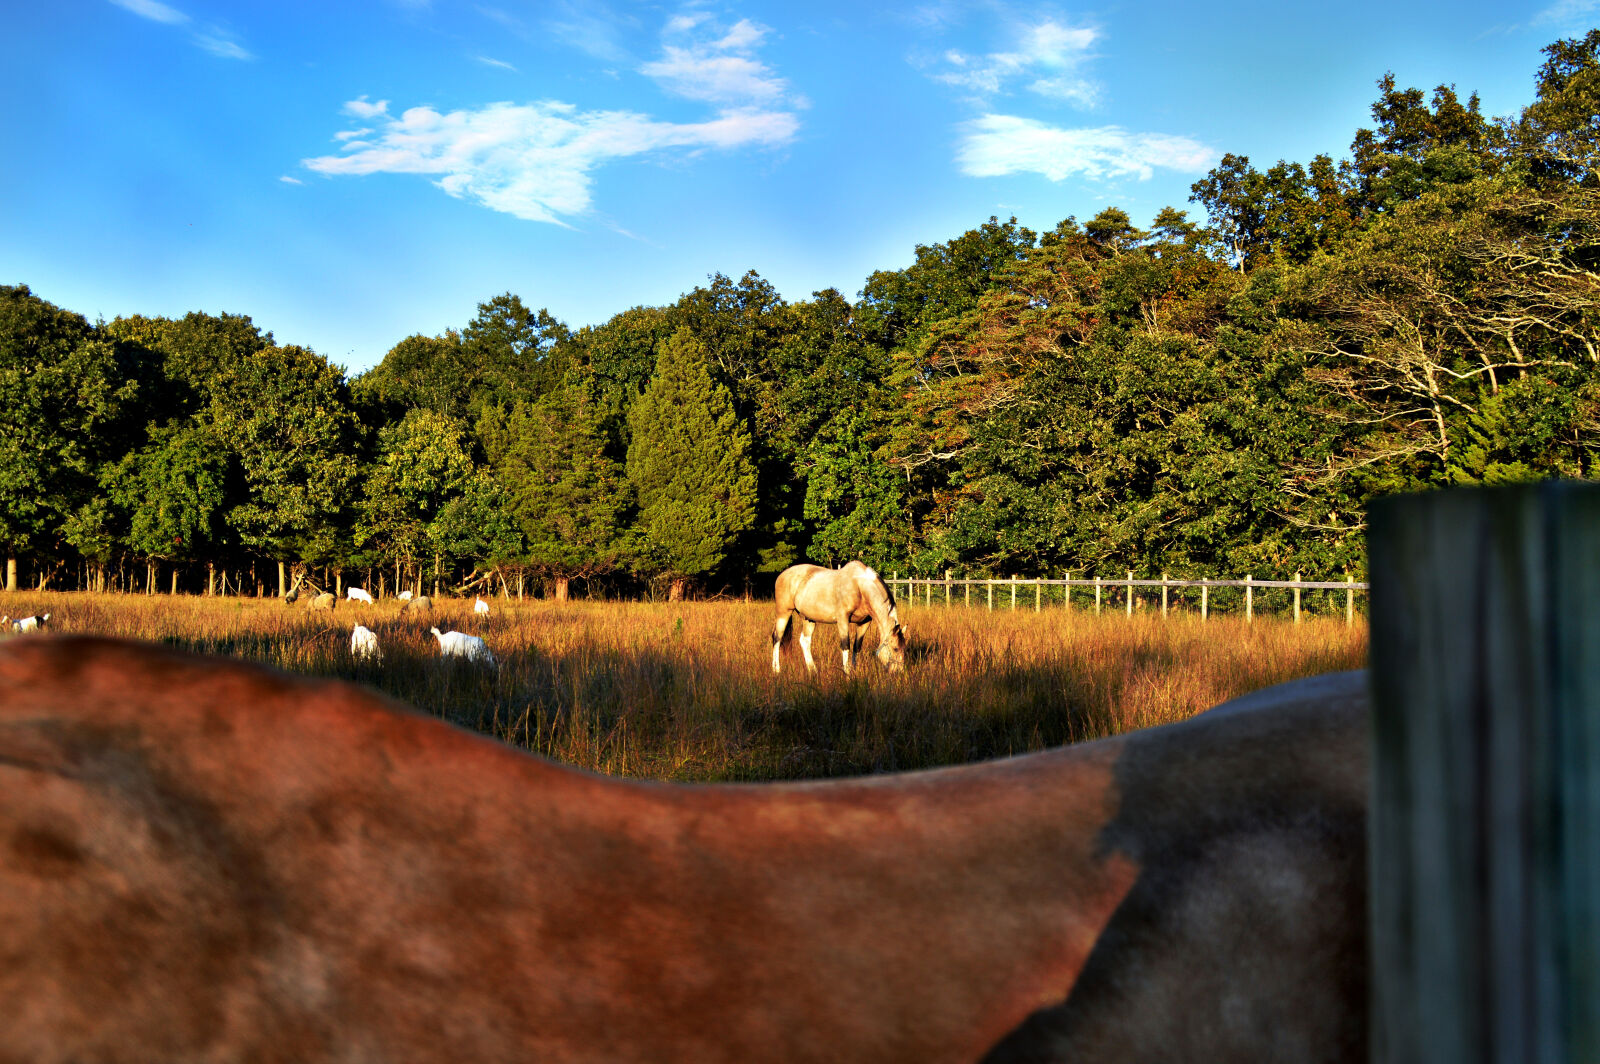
(9, 613), (50, 633)
(346, 587), (374, 604)
(430, 627), (496, 667)
(473, 597), (490, 616)
(351, 624), (382, 663)
(397, 590), (414, 602)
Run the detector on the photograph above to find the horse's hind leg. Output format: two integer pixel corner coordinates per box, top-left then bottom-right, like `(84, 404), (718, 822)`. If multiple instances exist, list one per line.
(772, 614), (791, 674)
(799, 620), (818, 673)
(840, 619), (854, 674)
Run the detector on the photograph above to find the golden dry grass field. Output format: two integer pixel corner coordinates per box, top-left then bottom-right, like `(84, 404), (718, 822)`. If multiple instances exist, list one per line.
(0, 592), (1367, 782)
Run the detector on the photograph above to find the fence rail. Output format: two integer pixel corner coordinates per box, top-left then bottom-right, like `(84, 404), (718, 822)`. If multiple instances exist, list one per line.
(886, 571), (1370, 625)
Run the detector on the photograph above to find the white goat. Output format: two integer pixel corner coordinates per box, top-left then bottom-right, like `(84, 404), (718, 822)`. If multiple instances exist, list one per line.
(397, 590), (414, 602)
(473, 597), (490, 616)
(430, 627), (496, 667)
(346, 588), (374, 604)
(350, 624), (382, 663)
(8, 614), (49, 633)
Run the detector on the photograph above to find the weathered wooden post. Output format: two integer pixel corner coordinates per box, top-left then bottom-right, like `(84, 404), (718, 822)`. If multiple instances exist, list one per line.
(1035, 577), (1041, 613)
(1126, 570), (1134, 617)
(1011, 575), (1018, 610)
(1245, 574), (1253, 622)
(1064, 572), (1071, 611)
(1094, 576), (1102, 614)
(945, 569), (952, 607)
(1370, 483), (1600, 1064)
(1161, 572), (1169, 618)
(1201, 582), (1208, 622)
(987, 580), (993, 611)
(965, 576), (971, 608)
(1294, 570), (1302, 624)
(1346, 571), (1354, 627)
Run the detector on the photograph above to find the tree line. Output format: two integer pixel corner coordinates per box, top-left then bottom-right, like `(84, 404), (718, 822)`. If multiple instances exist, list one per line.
(5, 33), (1600, 601)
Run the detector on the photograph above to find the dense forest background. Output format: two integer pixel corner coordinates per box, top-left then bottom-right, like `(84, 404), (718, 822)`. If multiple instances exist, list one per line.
(6, 34), (1600, 600)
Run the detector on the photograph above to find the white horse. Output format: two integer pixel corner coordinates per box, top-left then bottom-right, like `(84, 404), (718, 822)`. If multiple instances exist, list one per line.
(773, 561), (906, 675)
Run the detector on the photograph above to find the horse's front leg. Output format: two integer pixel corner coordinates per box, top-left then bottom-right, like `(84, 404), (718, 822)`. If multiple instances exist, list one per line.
(839, 618), (854, 674)
(771, 614), (790, 674)
(799, 620), (818, 673)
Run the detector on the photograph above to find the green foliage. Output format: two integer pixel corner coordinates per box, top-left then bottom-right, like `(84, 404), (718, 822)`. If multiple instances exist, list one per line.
(626, 329), (757, 581)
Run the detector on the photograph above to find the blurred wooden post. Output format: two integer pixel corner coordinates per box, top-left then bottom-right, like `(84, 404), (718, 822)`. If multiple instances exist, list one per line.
(1346, 572), (1354, 627)
(1126, 570), (1134, 617)
(1369, 483), (1600, 1064)
(965, 577), (970, 608)
(1294, 571), (1302, 624)
(987, 580), (993, 611)
(1094, 576), (1102, 614)
(1011, 576), (1018, 610)
(1064, 572), (1071, 611)
(1245, 574), (1253, 622)
(1201, 583), (1208, 622)
(1161, 573), (1169, 617)
(945, 569), (952, 607)
(1035, 577), (1041, 612)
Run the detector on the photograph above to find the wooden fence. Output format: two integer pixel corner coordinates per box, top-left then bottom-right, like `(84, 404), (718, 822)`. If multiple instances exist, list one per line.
(886, 571), (1369, 625)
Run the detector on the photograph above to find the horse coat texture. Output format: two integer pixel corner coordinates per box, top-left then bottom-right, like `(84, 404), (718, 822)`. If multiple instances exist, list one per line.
(0, 637), (1369, 1062)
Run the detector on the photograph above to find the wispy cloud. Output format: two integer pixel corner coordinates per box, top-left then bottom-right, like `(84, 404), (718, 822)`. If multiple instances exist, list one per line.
(303, 99), (798, 225)
(343, 96), (390, 120)
(927, 16), (1099, 107)
(279, 175), (303, 185)
(477, 55), (517, 71)
(957, 114), (1216, 182)
(641, 16), (793, 106)
(543, 3), (636, 63)
(1531, 0), (1599, 24)
(107, 0), (252, 59)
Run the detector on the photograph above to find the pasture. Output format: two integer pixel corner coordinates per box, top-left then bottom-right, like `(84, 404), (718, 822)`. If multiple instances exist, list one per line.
(0, 592), (1366, 781)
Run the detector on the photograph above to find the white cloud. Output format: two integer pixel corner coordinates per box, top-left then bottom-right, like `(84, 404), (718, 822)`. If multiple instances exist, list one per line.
(334, 127), (373, 141)
(108, 0), (188, 25)
(641, 16), (790, 105)
(279, 175), (303, 185)
(107, 0), (252, 59)
(957, 114), (1216, 182)
(343, 96), (390, 119)
(303, 99), (798, 225)
(927, 16), (1099, 107)
(477, 55), (517, 71)
(1532, 0), (1599, 23)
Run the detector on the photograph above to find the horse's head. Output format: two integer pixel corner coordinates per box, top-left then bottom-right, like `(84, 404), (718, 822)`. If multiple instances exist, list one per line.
(876, 622), (908, 671)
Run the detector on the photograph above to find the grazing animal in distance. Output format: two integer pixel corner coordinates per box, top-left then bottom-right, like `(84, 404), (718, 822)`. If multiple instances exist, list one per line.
(430, 626), (496, 667)
(401, 594), (431, 615)
(307, 592), (337, 612)
(350, 624), (382, 663)
(773, 561), (907, 675)
(397, 590), (414, 602)
(0, 638), (1370, 1062)
(6, 613), (49, 633)
(474, 596), (490, 616)
(347, 587), (374, 604)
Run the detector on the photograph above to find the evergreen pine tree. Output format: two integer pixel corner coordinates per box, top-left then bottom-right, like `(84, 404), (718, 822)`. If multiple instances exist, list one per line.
(626, 329), (757, 599)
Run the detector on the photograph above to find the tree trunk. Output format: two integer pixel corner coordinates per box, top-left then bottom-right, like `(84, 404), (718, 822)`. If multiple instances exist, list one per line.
(336, 570), (343, 597)
(668, 577), (685, 602)
(147, 562), (155, 596)
(277, 561), (287, 598)
(207, 562), (215, 596)
(6, 557), (16, 592)
(517, 571), (524, 601)
(554, 577), (570, 603)
(171, 568), (179, 595)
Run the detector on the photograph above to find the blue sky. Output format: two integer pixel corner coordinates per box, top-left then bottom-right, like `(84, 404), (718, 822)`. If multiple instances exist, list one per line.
(3, 1), (1586, 373)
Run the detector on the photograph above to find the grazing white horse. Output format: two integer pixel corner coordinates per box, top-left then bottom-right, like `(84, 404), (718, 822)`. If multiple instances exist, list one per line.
(0, 638), (1370, 1062)
(430, 627), (496, 667)
(474, 597), (490, 616)
(347, 587), (374, 604)
(773, 561), (906, 675)
(350, 624), (382, 662)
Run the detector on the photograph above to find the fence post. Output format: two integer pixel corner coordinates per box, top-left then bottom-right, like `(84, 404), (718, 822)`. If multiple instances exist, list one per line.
(1294, 570), (1302, 625)
(987, 580), (993, 611)
(1346, 571), (1354, 627)
(1035, 577), (1041, 613)
(1369, 482), (1600, 1064)
(1162, 572), (1169, 617)
(1064, 572), (1071, 611)
(1126, 570), (1134, 617)
(1201, 583), (1208, 622)
(945, 569), (952, 607)
(1246, 574), (1253, 622)
(966, 576), (971, 608)
(925, 577), (931, 608)
(1011, 575), (1018, 610)
(1095, 576), (1102, 614)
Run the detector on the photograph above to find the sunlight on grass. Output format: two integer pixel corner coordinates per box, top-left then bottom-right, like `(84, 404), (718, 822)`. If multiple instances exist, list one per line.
(1, 592), (1366, 782)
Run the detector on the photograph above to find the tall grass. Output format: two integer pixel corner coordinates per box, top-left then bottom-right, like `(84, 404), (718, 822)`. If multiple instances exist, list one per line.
(1, 592), (1366, 782)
